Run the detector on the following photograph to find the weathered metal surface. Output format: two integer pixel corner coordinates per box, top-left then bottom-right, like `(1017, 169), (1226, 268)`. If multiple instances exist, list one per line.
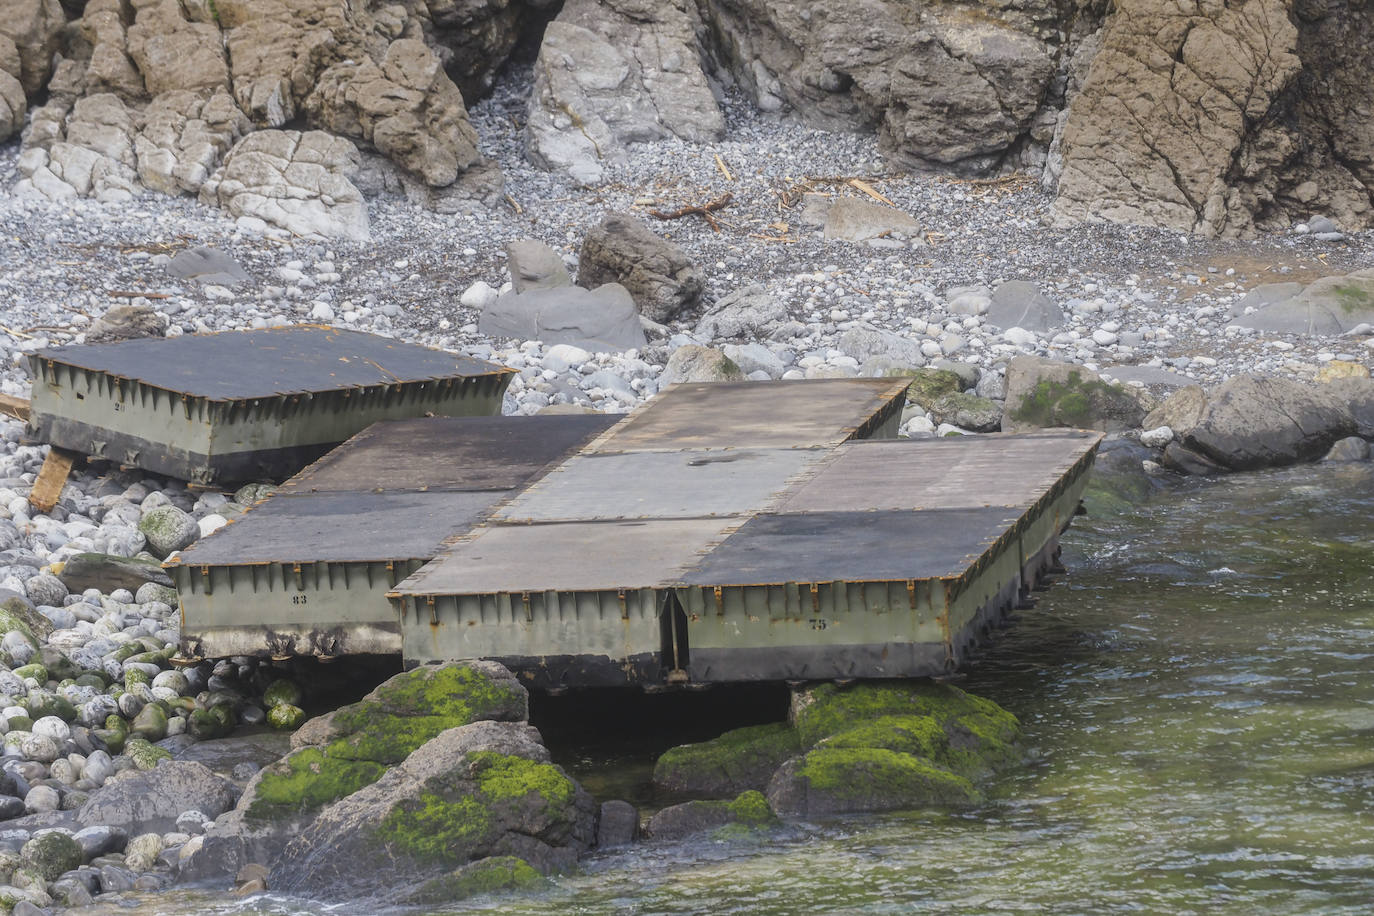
(30, 325), (502, 400)
(491, 448), (827, 522)
(393, 427), (1104, 686)
(173, 414), (615, 660)
(584, 378), (909, 452)
(278, 414), (618, 494)
(27, 326), (514, 485)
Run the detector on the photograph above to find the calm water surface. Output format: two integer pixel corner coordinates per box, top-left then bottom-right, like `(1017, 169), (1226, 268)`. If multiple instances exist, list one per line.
(129, 462), (1374, 914)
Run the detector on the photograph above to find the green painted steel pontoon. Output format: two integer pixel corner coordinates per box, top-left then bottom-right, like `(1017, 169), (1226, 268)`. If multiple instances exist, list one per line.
(27, 326), (513, 485)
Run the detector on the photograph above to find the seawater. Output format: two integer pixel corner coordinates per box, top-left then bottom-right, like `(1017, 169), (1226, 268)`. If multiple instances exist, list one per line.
(114, 462), (1374, 915)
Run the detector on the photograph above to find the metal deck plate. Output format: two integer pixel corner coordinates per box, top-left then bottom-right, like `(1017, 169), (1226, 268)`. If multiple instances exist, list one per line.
(174, 490), (501, 565)
(33, 326), (507, 400)
(399, 518), (733, 594)
(676, 508), (1018, 585)
(492, 448), (826, 522)
(590, 378), (908, 452)
(280, 415), (618, 494)
(777, 431), (1102, 513)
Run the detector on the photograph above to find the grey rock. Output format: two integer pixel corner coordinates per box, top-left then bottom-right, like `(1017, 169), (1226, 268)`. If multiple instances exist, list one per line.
(596, 800), (638, 849)
(1143, 385), (1209, 434)
(506, 240), (572, 293)
(945, 285), (992, 317)
(85, 305), (167, 345)
(822, 197), (921, 242)
(479, 284), (647, 352)
(269, 720), (596, 903)
(1228, 282), (1305, 318)
(72, 824), (126, 859)
(526, 0), (723, 184)
(1323, 436), (1371, 462)
(986, 281), (1064, 334)
(837, 326), (925, 367)
(722, 343), (785, 379)
(76, 761), (237, 834)
(165, 247), (252, 288)
(1325, 376), (1374, 439)
(695, 285), (790, 341)
(1178, 375), (1356, 471)
(928, 392), (1003, 433)
(1003, 356), (1145, 433)
(199, 131), (369, 241)
(660, 346), (746, 386)
(577, 213), (704, 323)
(137, 506), (198, 559)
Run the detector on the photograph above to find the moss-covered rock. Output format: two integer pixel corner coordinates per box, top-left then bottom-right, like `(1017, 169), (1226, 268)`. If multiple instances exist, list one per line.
(904, 368), (965, 408)
(267, 704), (306, 730)
(1003, 356), (1145, 433)
(0, 602), (43, 646)
(402, 855), (548, 904)
(11, 664), (46, 684)
(131, 702), (169, 741)
(645, 789), (780, 841)
(791, 680), (1019, 751)
(763, 680), (1022, 818)
(19, 831), (82, 881)
(653, 722), (801, 797)
(928, 391), (1003, 433)
(767, 746), (979, 817)
(125, 737), (172, 770)
(245, 661), (526, 821)
(262, 679), (303, 709)
(138, 505), (199, 559)
(268, 719), (596, 904)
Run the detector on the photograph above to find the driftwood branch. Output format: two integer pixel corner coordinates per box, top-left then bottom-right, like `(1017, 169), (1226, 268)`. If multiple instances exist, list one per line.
(648, 192), (734, 232)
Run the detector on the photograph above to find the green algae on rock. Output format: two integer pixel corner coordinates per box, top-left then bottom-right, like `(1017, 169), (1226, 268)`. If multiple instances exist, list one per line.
(645, 789), (780, 841)
(269, 719), (596, 904)
(243, 661), (527, 821)
(651, 680), (1022, 823)
(903, 368), (965, 409)
(402, 855), (549, 905)
(653, 722), (801, 797)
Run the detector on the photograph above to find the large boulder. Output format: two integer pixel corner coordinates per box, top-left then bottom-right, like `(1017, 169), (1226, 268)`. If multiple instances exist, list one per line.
(1051, 0), (1374, 235)
(986, 281), (1065, 334)
(0, 0), (66, 97)
(1002, 356), (1146, 433)
(77, 760), (238, 834)
(506, 240), (572, 293)
(653, 723), (800, 797)
(577, 213), (704, 324)
(526, 0), (723, 184)
(821, 197), (922, 243)
(660, 345), (746, 385)
(696, 1), (1057, 173)
(270, 720), (597, 903)
(186, 661), (530, 882)
(1169, 375), (1356, 472)
(1325, 376), (1374, 440)
(198, 130), (370, 240)
(644, 790), (777, 841)
(479, 283), (647, 352)
(16, 0), (496, 208)
(56, 553), (173, 594)
(1227, 272), (1374, 336)
(0, 55), (23, 143)
(694, 285), (791, 341)
(765, 681), (1021, 819)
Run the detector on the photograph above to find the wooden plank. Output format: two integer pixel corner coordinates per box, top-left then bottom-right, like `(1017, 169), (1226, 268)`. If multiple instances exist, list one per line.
(0, 394), (29, 422)
(30, 447), (77, 512)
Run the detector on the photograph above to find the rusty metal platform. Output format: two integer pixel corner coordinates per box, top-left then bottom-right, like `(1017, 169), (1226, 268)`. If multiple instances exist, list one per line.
(392, 426), (1103, 688)
(170, 414), (617, 659)
(27, 326), (513, 485)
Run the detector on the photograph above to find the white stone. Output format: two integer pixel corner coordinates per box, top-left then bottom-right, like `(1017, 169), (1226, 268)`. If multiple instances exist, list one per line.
(460, 281), (498, 310)
(1140, 426), (1174, 449)
(543, 344), (593, 374)
(1092, 329), (1119, 346)
(198, 514), (228, 538)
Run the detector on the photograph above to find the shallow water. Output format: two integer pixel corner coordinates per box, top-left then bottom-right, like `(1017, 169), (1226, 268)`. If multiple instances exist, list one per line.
(118, 462), (1374, 915)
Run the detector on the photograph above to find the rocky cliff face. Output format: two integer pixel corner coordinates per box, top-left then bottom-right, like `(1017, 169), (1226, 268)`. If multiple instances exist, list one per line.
(1, 0), (1368, 238)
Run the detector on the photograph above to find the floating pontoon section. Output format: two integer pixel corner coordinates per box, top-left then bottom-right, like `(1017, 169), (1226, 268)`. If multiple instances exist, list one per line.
(27, 326), (513, 485)
(391, 379), (1098, 688)
(170, 415), (617, 660)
